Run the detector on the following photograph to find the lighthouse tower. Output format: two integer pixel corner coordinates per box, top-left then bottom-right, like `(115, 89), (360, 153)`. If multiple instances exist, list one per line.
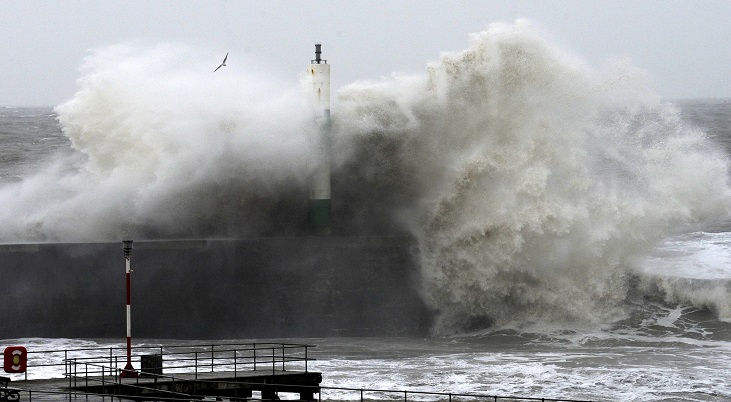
(308, 44), (331, 233)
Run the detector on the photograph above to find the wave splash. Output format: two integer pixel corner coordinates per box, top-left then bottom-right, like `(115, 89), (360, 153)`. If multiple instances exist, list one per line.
(335, 21), (731, 333)
(0, 43), (318, 241)
(2, 21), (730, 333)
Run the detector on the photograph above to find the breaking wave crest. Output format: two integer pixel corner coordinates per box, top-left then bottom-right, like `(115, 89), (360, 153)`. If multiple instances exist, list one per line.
(334, 21), (731, 333)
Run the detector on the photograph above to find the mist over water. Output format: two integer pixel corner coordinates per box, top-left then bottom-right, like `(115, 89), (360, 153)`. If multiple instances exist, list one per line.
(1, 21), (730, 334)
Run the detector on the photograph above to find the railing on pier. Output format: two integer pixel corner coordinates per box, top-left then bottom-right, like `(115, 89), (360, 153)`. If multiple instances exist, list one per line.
(17, 376), (590, 402)
(63, 360), (591, 402)
(13, 342), (312, 381)
(319, 385), (593, 402)
(9, 343), (593, 402)
(63, 358), (592, 402)
(9, 386), (594, 402)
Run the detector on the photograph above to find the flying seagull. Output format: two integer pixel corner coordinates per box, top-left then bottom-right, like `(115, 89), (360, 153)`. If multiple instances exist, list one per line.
(214, 52), (228, 72)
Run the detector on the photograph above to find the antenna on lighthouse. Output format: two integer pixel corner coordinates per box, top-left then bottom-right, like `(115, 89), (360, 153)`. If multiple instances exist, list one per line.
(314, 43), (324, 64)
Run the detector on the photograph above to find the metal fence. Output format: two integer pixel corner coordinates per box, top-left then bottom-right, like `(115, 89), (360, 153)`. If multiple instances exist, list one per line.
(6, 343), (593, 402)
(45, 374), (595, 402)
(318, 385), (593, 402)
(10, 342), (312, 381)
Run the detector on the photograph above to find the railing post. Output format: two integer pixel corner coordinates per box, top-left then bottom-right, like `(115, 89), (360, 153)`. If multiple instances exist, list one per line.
(282, 344), (286, 371)
(64, 350), (68, 387)
(253, 343), (257, 371)
(305, 346), (308, 372)
(234, 349), (238, 377)
(195, 351), (199, 379)
(272, 347), (275, 374)
(360, 388), (364, 402)
(404, 390), (407, 401)
(211, 344), (215, 373)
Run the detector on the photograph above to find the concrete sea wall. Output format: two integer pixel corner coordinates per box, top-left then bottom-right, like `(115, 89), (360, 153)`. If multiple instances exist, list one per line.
(0, 237), (433, 339)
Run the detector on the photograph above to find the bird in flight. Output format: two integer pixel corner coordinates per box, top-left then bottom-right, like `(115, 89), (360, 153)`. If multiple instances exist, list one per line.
(214, 52), (228, 72)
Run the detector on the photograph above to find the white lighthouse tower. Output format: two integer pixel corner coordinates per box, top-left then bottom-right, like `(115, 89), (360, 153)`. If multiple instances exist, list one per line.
(308, 43), (331, 232)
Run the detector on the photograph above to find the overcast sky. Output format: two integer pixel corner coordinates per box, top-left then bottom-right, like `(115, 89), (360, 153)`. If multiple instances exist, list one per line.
(1, 0), (730, 106)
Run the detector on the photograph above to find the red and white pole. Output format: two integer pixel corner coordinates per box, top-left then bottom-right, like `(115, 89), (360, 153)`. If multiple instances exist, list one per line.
(121, 240), (137, 378)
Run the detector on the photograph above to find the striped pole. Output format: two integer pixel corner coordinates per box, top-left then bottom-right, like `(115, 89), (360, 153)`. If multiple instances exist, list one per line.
(121, 240), (138, 378)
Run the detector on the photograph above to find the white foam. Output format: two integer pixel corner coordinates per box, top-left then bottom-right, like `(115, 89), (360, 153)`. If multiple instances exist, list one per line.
(336, 20), (731, 331)
(310, 337), (731, 401)
(642, 231), (731, 280)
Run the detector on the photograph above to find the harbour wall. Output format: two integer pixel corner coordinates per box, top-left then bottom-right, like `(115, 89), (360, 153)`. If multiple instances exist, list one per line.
(0, 236), (433, 339)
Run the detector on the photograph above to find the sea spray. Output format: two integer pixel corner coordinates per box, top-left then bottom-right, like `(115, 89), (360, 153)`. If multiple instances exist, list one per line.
(335, 21), (731, 332)
(1, 23), (730, 332)
(0, 43), (318, 241)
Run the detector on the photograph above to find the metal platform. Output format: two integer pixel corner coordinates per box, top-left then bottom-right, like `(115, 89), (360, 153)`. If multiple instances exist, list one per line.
(71, 370), (320, 401)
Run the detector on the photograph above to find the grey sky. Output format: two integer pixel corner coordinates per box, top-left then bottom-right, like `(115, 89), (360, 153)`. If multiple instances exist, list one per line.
(1, 0), (729, 106)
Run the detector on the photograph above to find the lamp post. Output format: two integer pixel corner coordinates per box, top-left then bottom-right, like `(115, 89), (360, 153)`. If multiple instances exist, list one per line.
(121, 240), (138, 378)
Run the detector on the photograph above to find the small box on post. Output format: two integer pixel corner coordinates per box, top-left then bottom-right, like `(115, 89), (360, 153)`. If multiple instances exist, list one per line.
(140, 354), (163, 377)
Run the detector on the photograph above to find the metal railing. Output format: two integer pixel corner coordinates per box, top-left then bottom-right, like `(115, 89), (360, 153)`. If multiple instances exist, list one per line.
(7, 343), (593, 402)
(4, 387), (590, 402)
(318, 384), (593, 402)
(6, 385), (594, 402)
(66, 360), (219, 400)
(62, 359), (592, 402)
(59, 344), (316, 401)
(11, 342), (313, 381)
